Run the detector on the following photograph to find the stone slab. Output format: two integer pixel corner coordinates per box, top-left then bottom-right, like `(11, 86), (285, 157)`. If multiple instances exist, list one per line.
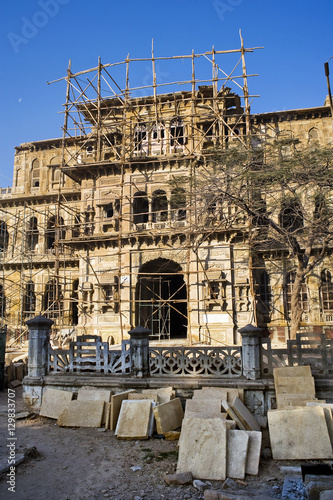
(244, 431), (262, 475)
(128, 392), (159, 403)
(193, 388), (228, 401)
(323, 408), (333, 446)
(115, 400), (152, 439)
(306, 402), (331, 409)
(222, 400), (246, 430)
(268, 406), (333, 459)
(199, 387), (244, 402)
(77, 388), (112, 402)
(274, 376), (315, 395)
(177, 417), (227, 480)
(57, 400), (104, 428)
(226, 429), (249, 480)
(104, 402), (111, 429)
(77, 388), (112, 424)
(110, 389), (136, 430)
(153, 397), (183, 434)
(231, 396), (261, 431)
(143, 387), (175, 404)
(273, 366), (312, 378)
(185, 399), (223, 418)
(277, 394), (318, 409)
(40, 388), (74, 420)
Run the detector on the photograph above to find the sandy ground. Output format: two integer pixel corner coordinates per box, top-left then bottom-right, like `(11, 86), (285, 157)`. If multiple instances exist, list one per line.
(0, 386), (285, 500)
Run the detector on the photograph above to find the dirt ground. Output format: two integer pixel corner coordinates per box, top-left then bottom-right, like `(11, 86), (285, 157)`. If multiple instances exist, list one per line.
(0, 386), (287, 500)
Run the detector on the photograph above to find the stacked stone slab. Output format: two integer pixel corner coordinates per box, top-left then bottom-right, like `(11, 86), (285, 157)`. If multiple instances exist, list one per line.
(273, 365), (318, 409)
(177, 387), (262, 480)
(113, 386), (177, 438)
(268, 366), (333, 459)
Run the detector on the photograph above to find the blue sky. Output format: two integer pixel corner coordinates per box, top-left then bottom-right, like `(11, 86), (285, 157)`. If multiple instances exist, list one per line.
(0, 0), (332, 186)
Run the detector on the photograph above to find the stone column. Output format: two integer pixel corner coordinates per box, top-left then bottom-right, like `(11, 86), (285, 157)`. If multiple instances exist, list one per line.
(128, 325), (151, 378)
(239, 324), (262, 380)
(26, 315), (53, 378)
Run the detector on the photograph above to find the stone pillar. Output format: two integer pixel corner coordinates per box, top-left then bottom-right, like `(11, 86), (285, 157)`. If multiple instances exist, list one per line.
(239, 324), (262, 380)
(128, 325), (151, 378)
(26, 315), (53, 378)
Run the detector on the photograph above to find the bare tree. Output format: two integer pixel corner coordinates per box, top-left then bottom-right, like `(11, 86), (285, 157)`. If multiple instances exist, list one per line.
(172, 141), (333, 339)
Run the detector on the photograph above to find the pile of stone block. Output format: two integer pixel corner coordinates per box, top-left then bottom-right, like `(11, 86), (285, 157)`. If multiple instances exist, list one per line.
(176, 387), (262, 481)
(40, 386), (112, 427)
(39, 386), (184, 440)
(114, 387), (183, 439)
(268, 366), (333, 460)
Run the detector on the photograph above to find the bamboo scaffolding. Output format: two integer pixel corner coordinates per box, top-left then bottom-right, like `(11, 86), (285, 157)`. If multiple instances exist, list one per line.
(0, 40), (266, 344)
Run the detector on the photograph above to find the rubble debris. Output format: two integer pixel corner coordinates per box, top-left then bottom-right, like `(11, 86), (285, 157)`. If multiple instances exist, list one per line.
(164, 471), (193, 485)
(193, 479), (210, 491)
(281, 476), (307, 500)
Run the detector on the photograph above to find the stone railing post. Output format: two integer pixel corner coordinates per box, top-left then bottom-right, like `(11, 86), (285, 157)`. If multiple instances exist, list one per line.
(26, 315), (53, 378)
(128, 325), (151, 378)
(239, 323), (262, 380)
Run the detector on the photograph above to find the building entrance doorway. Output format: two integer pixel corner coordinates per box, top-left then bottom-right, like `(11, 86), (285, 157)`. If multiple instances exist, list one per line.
(135, 258), (187, 340)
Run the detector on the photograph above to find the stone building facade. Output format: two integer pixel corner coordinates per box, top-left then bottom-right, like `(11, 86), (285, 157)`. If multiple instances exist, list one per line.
(0, 65), (332, 346)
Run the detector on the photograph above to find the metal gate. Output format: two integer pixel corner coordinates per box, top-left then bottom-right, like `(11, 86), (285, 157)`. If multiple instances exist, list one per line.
(138, 276), (171, 340)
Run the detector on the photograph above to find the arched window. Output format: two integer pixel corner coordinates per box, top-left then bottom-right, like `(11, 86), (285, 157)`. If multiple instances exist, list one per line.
(151, 121), (165, 155)
(46, 216), (65, 250)
(280, 198), (303, 233)
(152, 190), (168, 222)
(170, 119), (185, 147)
(31, 159), (40, 188)
(284, 271), (308, 318)
(0, 220), (9, 252)
(104, 204), (114, 218)
(23, 281), (36, 318)
(171, 188), (186, 221)
(133, 192), (149, 225)
(43, 278), (63, 319)
(308, 127), (319, 145)
(50, 157), (61, 186)
(320, 269), (333, 311)
(26, 217), (38, 251)
(134, 123), (148, 153)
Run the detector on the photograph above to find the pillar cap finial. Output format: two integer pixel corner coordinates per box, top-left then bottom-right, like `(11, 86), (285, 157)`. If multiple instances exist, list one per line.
(26, 315), (54, 328)
(238, 323), (262, 336)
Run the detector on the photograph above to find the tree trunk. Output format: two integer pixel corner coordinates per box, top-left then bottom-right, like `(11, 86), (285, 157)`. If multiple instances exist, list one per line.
(289, 269), (304, 340)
